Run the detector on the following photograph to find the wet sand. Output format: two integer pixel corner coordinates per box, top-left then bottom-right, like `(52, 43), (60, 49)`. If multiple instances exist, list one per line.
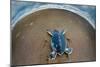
(12, 9), (96, 65)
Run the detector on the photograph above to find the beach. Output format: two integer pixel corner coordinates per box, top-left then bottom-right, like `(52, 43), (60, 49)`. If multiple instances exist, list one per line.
(12, 9), (96, 65)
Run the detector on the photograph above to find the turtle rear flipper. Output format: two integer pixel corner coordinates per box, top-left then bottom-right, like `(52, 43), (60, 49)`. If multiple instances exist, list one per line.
(49, 51), (57, 60)
(65, 48), (73, 54)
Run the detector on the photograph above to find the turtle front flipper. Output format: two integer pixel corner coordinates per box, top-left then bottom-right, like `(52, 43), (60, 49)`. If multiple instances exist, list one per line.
(47, 30), (53, 36)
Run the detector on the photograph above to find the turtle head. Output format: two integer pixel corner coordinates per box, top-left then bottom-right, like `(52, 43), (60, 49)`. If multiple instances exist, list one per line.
(47, 29), (59, 36)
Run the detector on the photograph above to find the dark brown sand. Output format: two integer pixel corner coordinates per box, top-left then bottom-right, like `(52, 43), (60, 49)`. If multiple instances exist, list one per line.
(12, 9), (96, 65)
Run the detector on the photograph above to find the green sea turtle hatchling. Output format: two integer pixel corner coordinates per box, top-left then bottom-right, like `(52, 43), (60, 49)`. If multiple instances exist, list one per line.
(47, 29), (73, 60)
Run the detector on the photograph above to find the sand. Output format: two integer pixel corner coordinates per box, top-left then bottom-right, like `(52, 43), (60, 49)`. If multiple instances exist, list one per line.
(11, 9), (96, 65)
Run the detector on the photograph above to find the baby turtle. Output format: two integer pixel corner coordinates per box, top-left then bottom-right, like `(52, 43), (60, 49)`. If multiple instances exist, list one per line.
(47, 29), (73, 60)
